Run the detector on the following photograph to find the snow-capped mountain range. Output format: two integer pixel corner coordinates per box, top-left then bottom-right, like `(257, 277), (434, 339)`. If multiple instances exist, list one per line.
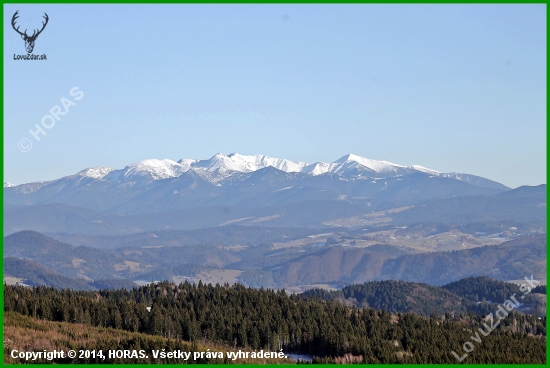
(24, 153), (441, 186)
(5, 153), (509, 215)
(7, 153), (441, 188)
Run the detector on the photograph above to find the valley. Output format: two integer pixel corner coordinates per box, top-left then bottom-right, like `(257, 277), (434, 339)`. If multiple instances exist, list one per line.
(3, 153), (546, 364)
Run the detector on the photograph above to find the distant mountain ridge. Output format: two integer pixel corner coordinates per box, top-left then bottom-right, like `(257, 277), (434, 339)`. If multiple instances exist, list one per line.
(4, 258), (136, 291)
(4, 153), (510, 215)
(5, 152), (508, 187)
(5, 230), (545, 289)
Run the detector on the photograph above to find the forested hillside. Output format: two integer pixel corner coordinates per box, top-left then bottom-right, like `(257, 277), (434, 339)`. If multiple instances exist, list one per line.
(3, 311), (293, 364)
(4, 282), (545, 363)
(301, 277), (546, 317)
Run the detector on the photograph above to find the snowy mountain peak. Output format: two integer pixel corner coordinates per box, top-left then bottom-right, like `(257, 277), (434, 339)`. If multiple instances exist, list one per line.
(331, 154), (409, 176)
(409, 165), (440, 175)
(77, 166), (117, 180)
(335, 154), (404, 168)
(302, 162), (332, 176)
(185, 153), (309, 175)
(4, 182), (15, 188)
(334, 153), (364, 163)
(194, 153), (242, 172)
(116, 159), (189, 181)
(177, 158), (199, 168)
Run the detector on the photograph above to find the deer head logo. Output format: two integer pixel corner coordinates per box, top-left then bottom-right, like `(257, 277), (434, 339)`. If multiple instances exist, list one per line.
(12, 11), (49, 54)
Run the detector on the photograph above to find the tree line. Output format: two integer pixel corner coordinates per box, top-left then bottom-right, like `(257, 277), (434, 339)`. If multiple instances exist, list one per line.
(4, 282), (546, 363)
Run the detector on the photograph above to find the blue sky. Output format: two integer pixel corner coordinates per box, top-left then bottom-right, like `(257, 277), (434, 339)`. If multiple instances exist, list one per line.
(4, 4), (546, 188)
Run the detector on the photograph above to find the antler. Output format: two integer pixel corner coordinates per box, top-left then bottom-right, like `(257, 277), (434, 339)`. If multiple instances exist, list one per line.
(29, 13), (49, 39)
(11, 10), (27, 37)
